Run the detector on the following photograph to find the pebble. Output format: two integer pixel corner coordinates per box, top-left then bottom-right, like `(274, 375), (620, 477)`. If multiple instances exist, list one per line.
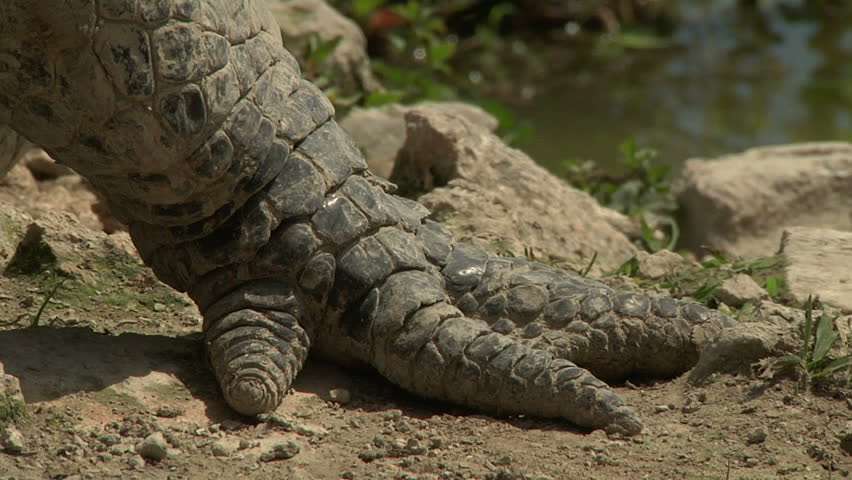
(838, 421), (852, 455)
(328, 388), (352, 405)
(0, 425), (25, 453)
(259, 441), (300, 462)
(654, 405), (670, 413)
(128, 454), (146, 470)
(747, 427), (768, 445)
(294, 423), (328, 437)
(137, 432), (169, 461)
(154, 406), (184, 418)
(211, 440), (236, 457)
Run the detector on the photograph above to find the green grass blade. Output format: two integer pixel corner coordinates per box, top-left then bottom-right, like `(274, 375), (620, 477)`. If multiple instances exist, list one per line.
(802, 295), (815, 361)
(812, 314), (838, 364)
(811, 356), (852, 380)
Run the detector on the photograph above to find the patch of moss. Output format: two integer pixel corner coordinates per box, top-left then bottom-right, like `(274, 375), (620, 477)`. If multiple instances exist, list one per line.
(0, 394), (27, 422)
(144, 381), (193, 403)
(91, 387), (146, 410)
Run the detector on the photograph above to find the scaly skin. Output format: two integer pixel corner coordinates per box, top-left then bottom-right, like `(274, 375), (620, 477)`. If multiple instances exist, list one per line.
(0, 0), (734, 435)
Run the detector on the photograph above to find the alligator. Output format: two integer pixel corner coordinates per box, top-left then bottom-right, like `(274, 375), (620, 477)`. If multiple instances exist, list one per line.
(0, 0), (734, 435)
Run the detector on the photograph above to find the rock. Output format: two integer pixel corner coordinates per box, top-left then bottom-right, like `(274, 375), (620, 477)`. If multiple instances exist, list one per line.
(127, 454), (146, 470)
(259, 441), (300, 462)
(780, 227), (852, 313)
(341, 102), (499, 178)
(2, 205), (140, 285)
(747, 427), (768, 444)
(838, 422), (852, 455)
(688, 323), (800, 383)
(0, 425), (25, 453)
(294, 422), (328, 437)
(0, 124), (32, 180)
(634, 250), (699, 281)
(715, 274), (767, 307)
(0, 361), (23, 403)
(675, 142), (852, 257)
(136, 432), (169, 461)
(328, 387), (352, 404)
(211, 439), (237, 457)
(267, 0), (381, 98)
(392, 108), (640, 275)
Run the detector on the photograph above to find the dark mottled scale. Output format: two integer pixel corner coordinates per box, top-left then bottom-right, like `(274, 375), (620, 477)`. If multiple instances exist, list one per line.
(455, 293), (478, 314)
(442, 243), (488, 293)
(299, 121), (365, 186)
(471, 258), (512, 299)
(252, 221), (319, 278)
(375, 228), (427, 271)
(415, 220), (453, 266)
(580, 293), (613, 320)
(341, 175), (394, 228)
(613, 292), (651, 318)
(480, 294), (507, 319)
(298, 252), (336, 301)
(543, 298), (578, 328)
(335, 235), (394, 298)
(311, 193), (370, 246)
(291, 80), (335, 126)
(93, 23), (154, 98)
(507, 284), (548, 318)
(652, 297), (680, 318)
(265, 152), (326, 218)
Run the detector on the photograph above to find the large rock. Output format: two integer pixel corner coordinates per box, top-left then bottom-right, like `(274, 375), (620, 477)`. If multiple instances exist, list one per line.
(341, 102), (499, 178)
(392, 108), (640, 275)
(675, 143), (852, 258)
(267, 0), (381, 97)
(780, 227), (852, 313)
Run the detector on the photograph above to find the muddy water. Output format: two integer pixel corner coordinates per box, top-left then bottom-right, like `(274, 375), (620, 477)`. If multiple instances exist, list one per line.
(509, 1), (852, 172)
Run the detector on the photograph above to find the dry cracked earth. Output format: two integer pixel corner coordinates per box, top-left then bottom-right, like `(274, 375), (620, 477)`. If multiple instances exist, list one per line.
(0, 155), (851, 480)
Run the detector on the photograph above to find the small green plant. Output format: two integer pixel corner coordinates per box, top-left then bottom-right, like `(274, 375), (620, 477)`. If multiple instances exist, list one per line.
(298, 35), (362, 109)
(772, 296), (852, 388)
(562, 138), (678, 252)
(0, 394), (27, 422)
(30, 276), (66, 328)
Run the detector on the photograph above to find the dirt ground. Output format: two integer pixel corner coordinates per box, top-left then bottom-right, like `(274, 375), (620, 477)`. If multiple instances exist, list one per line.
(0, 161), (851, 480)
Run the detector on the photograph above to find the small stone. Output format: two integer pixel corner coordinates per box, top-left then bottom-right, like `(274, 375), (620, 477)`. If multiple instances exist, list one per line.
(328, 388), (352, 405)
(716, 274), (767, 307)
(747, 427), (768, 445)
(128, 454), (146, 470)
(136, 432), (169, 461)
(654, 405), (670, 414)
(294, 423), (328, 437)
(429, 437), (444, 449)
(152, 302), (166, 312)
(238, 439), (252, 450)
(259, 441), (300, 462)
(395, 419), (411, 433)
(0, 425), (25, 453)
(838, 421), (852, 455)
(155, 405), (184, 418)
(211, 440), (236, 457)
(98, 433), (122, 446)
(744, 457), (759, 468)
